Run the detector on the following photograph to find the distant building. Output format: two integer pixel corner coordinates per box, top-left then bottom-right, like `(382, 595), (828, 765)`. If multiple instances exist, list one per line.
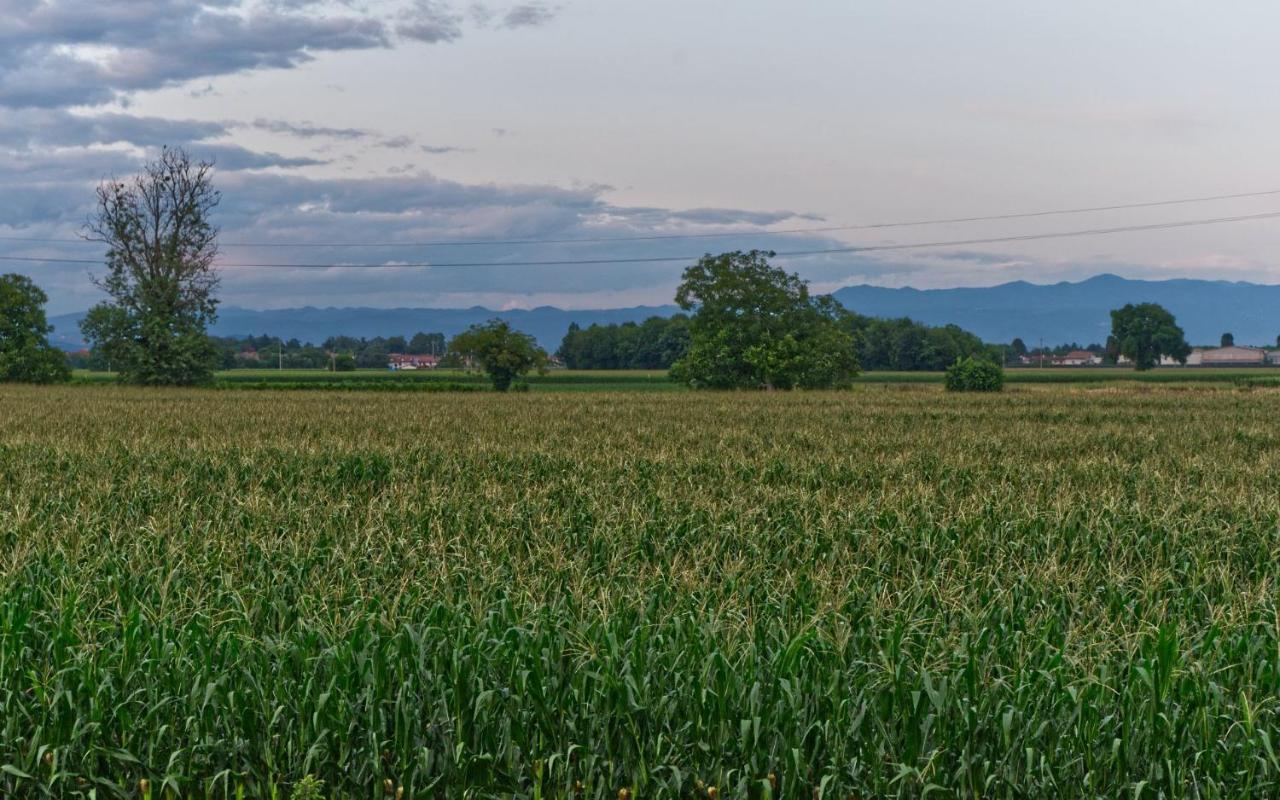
(1269, 350), (1280, 365)
(1060, 350), (1101, 366)
(1199, 346), (1266, 366)
(388, 353), (439, 370)
(1160, 348), (1202, 367)
(238, 348), (260, 362)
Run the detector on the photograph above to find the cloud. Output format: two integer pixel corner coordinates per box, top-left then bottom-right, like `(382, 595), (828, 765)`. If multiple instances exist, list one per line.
(468, 2), (559, 30)
(0, 108), (228, 149)
(195, 145), (327, 171)
(375, 136), (471, 153)
(0, 144), (849, 312)
(248, 119), (371, 140)
(396, 0), (463, 42)
(666, 208), (824, 226)
(0, 1), (388, 108)
(499, 3), (558, 29)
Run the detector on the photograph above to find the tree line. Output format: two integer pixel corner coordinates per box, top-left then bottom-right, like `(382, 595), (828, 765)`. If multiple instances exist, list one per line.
(557, 316), (691, 369)
(557, 310), (1000, 372)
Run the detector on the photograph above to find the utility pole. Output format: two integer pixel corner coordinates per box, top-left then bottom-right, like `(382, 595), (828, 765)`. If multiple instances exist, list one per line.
(278, 341), (283, 371)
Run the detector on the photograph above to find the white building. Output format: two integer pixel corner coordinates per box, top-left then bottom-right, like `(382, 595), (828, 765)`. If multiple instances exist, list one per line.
(1199, 346), (1266, 366)
(1060, 349), (1101, 366)
(1161, 348), (1203, 366)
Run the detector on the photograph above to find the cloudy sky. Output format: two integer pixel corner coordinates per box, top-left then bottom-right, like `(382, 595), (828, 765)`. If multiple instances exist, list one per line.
(5, 0), (1280, 313)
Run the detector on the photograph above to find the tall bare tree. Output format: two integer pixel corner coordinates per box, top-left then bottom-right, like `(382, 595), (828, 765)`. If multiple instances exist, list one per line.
(81, 148), (222, 385)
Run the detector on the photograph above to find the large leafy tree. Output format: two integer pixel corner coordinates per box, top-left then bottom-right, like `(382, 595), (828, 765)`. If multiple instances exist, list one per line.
(0, 273), (70, 383)
(81, 148), (221, 385)
(1109, 302), (1191, 370)
(670, 250), (859, 389)
(448, 319), (548, 391)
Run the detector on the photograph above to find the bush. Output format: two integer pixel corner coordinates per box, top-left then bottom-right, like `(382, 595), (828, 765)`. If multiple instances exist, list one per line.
(945, 357), (1004, 392)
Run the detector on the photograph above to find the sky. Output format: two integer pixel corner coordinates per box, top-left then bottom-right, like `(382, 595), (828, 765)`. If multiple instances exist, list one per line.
(5, 0), (1280, 314)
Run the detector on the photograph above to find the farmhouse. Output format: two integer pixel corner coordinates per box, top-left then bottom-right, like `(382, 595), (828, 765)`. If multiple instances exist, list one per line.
(387, 353), (439, 370)
(1059, 350), (1101, 366)
(1199, 345), (1267, 366)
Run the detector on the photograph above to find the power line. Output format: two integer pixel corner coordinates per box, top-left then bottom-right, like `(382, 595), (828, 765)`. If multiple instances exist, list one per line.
(5, 187), (1280, 248)
(5, 209), (1280, 270)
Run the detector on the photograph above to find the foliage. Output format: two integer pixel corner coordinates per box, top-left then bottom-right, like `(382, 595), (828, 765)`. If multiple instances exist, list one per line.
(407, 331), (446, 356)
(81, 148), (222, 385)
(670, 250), (858, 388)
(0, 273), (70, 383)
(1109, 302), (1191, 370)
(448, 318), (548, 391)
(557, 315), (691, 369)
(1221, 332), (1234, 347)
(849, 314), (998, 370)
(558, 316), (690, 369)
(3, 385), (1280, 797)
(944, 355), (1005, 391)
(291, 774), (325, 800)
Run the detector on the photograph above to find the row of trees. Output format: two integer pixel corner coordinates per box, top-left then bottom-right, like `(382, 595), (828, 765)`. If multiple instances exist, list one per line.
(557, 310), (1001, 374)
(851, 316), (999, 371)
(557, 316), (690, 369)
(220, 333), (447, 370)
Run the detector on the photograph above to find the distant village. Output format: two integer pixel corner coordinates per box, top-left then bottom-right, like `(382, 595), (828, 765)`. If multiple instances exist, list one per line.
(1017, 345), (1280, 368)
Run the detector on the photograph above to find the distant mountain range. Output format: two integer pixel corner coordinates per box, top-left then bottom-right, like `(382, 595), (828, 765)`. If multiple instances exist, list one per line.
(829, 274), (1280, 347)
(47, 274), (1280, 351)
(47, 304), (682, 352)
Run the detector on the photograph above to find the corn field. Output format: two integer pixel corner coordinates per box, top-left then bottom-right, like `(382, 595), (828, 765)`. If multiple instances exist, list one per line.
(2, 383), (1280, 798)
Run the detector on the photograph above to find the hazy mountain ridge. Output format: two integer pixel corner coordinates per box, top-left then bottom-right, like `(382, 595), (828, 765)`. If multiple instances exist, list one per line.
(47, 274), (1280, 351)
(831, 274), (1280, 346)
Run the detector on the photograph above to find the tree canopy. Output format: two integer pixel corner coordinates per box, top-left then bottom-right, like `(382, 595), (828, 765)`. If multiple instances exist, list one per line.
(1110, 303), (1191, 370)
(849, 315), (998, 371)
(557, 315), (691, 369)
(0, 273), (70, 384)
(448, 319), (548, 391)
(670, 250), (859, 389)
(80, 148), (221, 385)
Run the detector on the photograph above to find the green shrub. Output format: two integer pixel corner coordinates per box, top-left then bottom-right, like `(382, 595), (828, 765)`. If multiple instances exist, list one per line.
(945, 356), (1004, 392)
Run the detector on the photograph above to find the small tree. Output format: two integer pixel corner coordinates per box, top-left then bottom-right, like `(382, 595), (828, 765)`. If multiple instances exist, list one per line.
(669, 250), (859, 389)
(0, 273), (71, 383)
(448, 319), (547, 391)
(944, 356), (1004, 392)
(1109, 303), (1191, 371)
(1221, 332), (1234, 348)
(81, 147), (221, 385)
